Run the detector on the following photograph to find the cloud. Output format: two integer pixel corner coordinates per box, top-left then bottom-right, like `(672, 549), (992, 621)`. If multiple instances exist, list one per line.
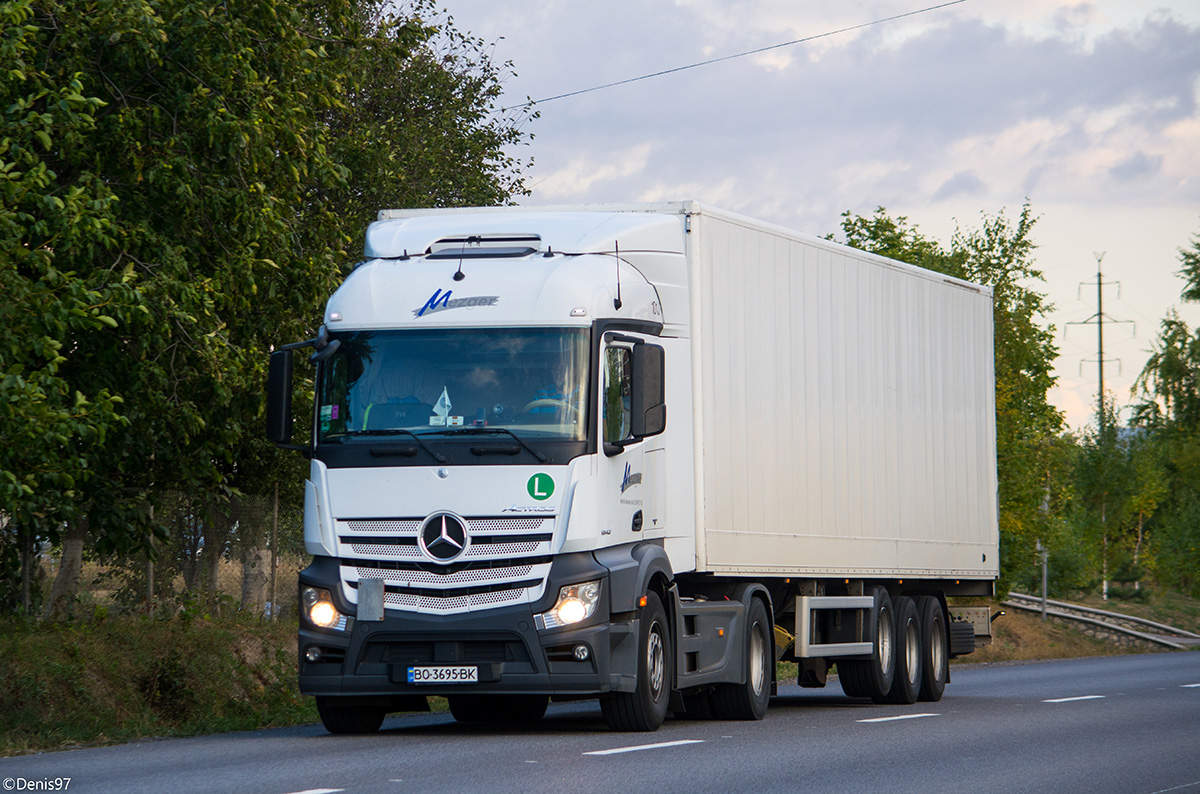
(1108, 150), (1165, 181)
(450, 0), (1200, 239)
(532, 143), (656, 199)
(933, 170), (988, 201)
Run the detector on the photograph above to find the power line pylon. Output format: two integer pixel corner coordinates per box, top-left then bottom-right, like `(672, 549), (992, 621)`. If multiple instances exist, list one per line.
(1065, 252), (1135, 431)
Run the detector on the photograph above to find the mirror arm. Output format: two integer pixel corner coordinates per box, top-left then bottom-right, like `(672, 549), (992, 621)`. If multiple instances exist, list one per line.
(603, 440), (631, 457)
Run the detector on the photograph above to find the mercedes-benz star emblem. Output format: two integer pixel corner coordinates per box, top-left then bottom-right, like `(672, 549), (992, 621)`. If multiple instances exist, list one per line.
(418, 513), (469, 562)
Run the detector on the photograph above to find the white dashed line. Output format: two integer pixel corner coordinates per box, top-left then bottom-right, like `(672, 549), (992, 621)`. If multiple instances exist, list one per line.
(1043, 695), (1106, 703)
(1182, 683), (1200, 688)
(284, 790), (344, 794)
(856, 713), (939, 723)
(584, 739), (705, 756)
(1147, 780), (1200, 794)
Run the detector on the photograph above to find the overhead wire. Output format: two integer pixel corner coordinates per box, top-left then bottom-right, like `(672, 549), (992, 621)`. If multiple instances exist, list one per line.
(501, 0), (969, 111)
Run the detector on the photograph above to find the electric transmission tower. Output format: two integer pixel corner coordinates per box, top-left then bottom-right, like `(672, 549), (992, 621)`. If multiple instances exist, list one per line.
(1063, 252), (1135, 602)
(1065, 252), (1135, 432)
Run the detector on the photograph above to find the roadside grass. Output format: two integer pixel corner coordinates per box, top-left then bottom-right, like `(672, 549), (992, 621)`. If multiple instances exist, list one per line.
(0, 614), (315, 757)
(4, 591), (1196, 757)
(1066, 589), (1200, 635)
(961, 600), (1138, 664)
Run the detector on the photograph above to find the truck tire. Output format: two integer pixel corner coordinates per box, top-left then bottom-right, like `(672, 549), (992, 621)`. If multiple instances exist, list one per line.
(837, 586), (896, 701)
(712, 597), (772, 720)
(601, 591), (671, 732)
(448, 694), (549, 723)
(915, 596), (948, 702)
(882, 596), (921, 704)
(315, 697), (386, 734)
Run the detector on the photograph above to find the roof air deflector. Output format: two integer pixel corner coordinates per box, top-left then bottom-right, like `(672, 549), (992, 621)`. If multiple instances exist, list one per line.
(427, 233), (542, 259)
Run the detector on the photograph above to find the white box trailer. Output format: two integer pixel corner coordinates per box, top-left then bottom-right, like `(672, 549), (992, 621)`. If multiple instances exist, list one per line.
(682, 207), (997, 578)
(267, 201), (998, 734)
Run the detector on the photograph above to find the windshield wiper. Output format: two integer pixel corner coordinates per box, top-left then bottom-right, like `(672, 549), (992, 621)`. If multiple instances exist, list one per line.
(432, 427), (548, 463)
(351, 428), (448, 463)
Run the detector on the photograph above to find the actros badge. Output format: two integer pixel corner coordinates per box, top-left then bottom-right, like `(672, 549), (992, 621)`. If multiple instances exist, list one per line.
(418, 512), (470, 562)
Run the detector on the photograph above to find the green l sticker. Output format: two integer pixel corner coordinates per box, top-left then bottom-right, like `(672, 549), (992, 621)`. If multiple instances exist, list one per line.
(527, 473), (554, 501)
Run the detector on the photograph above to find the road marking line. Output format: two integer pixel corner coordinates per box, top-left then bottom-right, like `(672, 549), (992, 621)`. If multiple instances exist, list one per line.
(1043, 695), (1106, 703)
(1147, 781), (1200, 794)
(285, 790), (344, 794)
(856, 713), (939, 723)
(1182, 683), (1200, 688)
(584, 739), (705, 755)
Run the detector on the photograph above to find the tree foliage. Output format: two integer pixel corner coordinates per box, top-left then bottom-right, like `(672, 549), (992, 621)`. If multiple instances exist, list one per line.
(321, 1), (533, 253)
(1178, 229), (1200, 304)
(833, 205), (1064, 594)
(1127, 228), (1200, 595)
(0, 0), (530, 615)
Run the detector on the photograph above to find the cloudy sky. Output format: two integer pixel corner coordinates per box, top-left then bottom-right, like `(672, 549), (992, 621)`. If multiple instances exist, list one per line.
(445, 0), (1200, 431)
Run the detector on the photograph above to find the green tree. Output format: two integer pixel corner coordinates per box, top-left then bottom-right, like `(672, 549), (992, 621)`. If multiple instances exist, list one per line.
(1, 0), (531, 616)
(1177, 228), (1200, 304)
(321, 0), (533, 253)
(832, 205), (1064, 595)
(1130, 229), (1200, 594)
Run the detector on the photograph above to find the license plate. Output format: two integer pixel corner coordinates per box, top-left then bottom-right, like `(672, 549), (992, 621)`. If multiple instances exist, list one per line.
(407, 665), (479, 684)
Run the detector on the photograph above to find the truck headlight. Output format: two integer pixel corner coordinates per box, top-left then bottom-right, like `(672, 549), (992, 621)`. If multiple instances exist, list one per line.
(302, 586), (348, 630)
(536, 580), (601, 629)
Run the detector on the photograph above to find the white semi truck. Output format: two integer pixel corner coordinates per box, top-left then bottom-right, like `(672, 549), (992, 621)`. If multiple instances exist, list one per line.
(266, 202), (998, 733)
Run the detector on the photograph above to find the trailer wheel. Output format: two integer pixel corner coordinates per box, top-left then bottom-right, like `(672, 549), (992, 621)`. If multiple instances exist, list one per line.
(601, 591), (671, 731)
(837, 586), (896, 701)
(882, 596), (922, 704)
(315, 697), (386, 734)
(712, 597), (772, 720)
(915, 596), (948, 702)
(448, 694), (549, 723)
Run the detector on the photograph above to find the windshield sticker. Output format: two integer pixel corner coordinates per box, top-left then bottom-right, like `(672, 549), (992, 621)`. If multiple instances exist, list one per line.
(429, 416), (464, 426)
(527, 473), (555, 501)
(620, 462), (643, 494)
(415, 288), (500, 318)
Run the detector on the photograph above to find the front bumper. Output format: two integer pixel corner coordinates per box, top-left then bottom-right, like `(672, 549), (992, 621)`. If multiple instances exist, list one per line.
(298, 551), (639, 698)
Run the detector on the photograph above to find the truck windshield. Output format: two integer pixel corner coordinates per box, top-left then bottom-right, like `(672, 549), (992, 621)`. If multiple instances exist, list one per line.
(317, 328), (590, 443)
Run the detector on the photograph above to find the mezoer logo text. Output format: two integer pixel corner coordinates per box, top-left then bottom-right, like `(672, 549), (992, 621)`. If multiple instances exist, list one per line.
(415, 289), (499, 317)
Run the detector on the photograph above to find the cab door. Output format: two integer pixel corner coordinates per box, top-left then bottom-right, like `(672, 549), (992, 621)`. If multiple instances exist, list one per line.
(598, 335), (666, 544)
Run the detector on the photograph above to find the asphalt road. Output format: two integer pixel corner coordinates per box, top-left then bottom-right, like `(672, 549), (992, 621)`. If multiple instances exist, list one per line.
(3, 652), (1198, 794)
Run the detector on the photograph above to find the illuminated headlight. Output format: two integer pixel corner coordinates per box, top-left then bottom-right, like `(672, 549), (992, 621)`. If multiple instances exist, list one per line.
(536, 580), (602, 630)
(302, 586), (348, 631)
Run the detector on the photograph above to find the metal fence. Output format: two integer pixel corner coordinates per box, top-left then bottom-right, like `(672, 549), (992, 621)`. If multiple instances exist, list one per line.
(34, 490), (310, 621)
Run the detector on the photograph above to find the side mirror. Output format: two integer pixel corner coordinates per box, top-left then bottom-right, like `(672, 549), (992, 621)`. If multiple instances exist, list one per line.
(631, 344), (666, 438)
(266, 349), (294, 444)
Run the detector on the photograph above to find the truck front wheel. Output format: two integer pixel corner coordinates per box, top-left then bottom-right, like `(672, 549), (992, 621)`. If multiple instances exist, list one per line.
(601, 591), (671, 731)
(315, 697), (386, 734)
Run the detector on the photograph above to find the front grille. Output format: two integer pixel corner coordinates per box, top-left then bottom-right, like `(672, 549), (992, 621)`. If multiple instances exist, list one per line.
(355, 564), (535, 586)
(335, 515), (555, 615)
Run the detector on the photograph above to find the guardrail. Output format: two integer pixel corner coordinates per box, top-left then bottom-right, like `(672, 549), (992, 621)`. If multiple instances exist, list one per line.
(1003, 592), (1200, 651)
